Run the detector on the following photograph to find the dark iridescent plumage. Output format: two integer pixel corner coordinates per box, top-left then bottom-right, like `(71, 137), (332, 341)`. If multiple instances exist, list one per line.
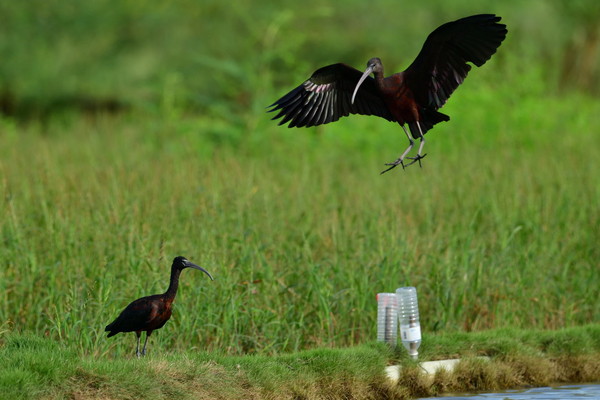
(105, 256), (214, 357)
(268, 14), (507, 172)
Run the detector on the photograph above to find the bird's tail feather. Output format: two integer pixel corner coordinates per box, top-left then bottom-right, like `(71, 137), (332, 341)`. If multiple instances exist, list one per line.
(105, 323), (118, 337)
(409, 110), (450, 139)
(106, 330), (118, 338)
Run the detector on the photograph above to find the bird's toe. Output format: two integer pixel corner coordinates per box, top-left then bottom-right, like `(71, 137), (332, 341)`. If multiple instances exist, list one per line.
(407, 153), (427, 161)
(404, 153), (427, 168)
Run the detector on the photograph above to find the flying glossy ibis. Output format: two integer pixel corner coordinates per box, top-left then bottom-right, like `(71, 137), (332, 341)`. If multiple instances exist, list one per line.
(268, 14), (507, 173)
(105, 256), (214, 357)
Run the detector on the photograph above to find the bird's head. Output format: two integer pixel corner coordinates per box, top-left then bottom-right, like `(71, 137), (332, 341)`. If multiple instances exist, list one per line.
(366, 57), (383, 74)
(352, 58), (383, 104)
(172, 256), (214, 280)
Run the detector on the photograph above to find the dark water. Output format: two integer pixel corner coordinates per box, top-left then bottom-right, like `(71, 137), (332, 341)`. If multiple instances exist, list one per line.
(419, 384), (600, 399)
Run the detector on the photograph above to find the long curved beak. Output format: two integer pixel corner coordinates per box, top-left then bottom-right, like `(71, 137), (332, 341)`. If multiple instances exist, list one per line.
(352, 65), (374, 104)
(185, 262), (214, 281)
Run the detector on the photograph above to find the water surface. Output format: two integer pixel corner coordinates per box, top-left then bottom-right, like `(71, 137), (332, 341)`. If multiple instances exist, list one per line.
(419, 384), (600, 399)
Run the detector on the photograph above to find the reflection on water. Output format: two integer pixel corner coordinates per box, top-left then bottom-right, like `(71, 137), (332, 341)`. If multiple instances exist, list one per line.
(419, 384), (600, 399)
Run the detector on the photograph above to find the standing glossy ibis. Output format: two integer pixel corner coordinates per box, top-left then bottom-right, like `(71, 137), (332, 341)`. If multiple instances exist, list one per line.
(268, 14), (507, 173)
(105, 256), (214, 357)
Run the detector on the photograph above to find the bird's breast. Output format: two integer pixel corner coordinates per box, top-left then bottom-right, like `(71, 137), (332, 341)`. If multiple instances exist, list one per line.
(146, 300), (173, 330)
(380, 79), (419, 124)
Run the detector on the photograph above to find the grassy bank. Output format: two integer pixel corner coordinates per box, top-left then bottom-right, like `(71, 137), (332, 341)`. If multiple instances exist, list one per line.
(1, 325), (599, 399)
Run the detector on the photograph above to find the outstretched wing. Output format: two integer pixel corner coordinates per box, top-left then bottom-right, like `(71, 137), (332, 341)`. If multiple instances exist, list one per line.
(268, 63), (394, 128)
(403, 14), (507, 110)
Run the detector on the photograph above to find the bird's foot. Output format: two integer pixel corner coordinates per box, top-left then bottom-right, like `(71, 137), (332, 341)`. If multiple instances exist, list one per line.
(136, 352), (142, 359)
(404, 153), (427, 168)
(380, 159), (406, 174)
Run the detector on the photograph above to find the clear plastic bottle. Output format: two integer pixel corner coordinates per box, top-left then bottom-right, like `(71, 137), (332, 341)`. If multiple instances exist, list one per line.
(396, 287), (421, 359)
(376, 293), (398, 346)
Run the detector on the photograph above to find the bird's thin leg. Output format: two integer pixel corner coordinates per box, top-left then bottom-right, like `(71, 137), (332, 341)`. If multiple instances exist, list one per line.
(135, 331), (142, 358)
(381, 125), (414, 174)
(141, 331), (152, 356)
(405, 121), (427, 168)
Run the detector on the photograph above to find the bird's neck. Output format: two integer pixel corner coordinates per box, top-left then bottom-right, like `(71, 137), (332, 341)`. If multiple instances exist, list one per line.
(164, 267), (182, 301)
(373, 69), (385, 87)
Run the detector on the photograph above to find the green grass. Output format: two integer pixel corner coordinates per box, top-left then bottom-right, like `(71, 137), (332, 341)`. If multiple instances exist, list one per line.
(1, 326), (599, 399)
(0, 81), (599, 357)
(0, 332), (392, 399)
(0, 0), (598, 361)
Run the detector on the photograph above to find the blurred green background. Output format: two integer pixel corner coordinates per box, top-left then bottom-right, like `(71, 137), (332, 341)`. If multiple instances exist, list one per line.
(0, 0), (599, 357)
(1, 0), (599, 119)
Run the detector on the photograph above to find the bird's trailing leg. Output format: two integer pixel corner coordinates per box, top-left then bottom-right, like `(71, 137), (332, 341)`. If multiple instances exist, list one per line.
(141, 331), (152, 357)
(135, 331), (142, 358)
(404, 121), (427, 168)
(381, 125), (415, 174)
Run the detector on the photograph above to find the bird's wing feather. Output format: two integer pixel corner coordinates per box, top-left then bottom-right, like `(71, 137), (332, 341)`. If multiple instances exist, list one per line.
(268, 63), (394, 127)
(403, 14), (507, 109)
(105, 296), (158, 334)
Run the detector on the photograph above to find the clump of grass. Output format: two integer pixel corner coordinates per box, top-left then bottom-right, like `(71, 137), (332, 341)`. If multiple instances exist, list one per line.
(451, 357), (506, 392)
(395, 365), (432, 398)
(429, 367), (456, 396)
(390, 352), (600, 398)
